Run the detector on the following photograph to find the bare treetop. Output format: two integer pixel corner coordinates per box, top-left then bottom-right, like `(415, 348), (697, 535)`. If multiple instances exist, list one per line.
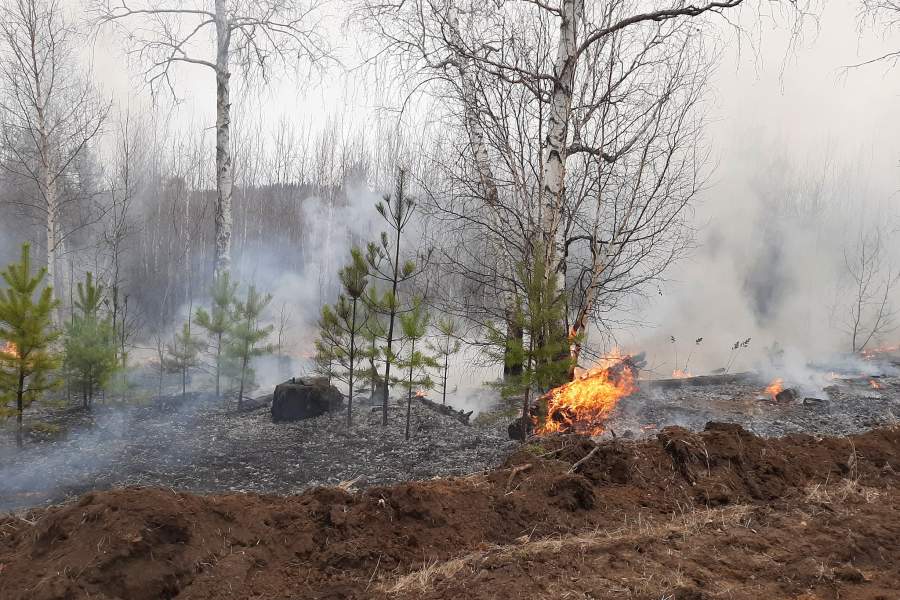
(94, 0), (331, 281)
(95, 0), (331, 98)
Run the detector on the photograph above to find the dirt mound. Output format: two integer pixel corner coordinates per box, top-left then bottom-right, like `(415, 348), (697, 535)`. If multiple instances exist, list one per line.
(2, 423), (900, 599)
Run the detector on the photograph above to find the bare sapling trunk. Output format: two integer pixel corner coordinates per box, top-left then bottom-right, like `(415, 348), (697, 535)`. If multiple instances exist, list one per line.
(215, 333), (222, 398)
(238, 353), (248, 410)
(504, 309), (524, 378)
(442, 351), (449, 405)
(16, 370), (25, 449)
(521, 337), (534, 443)
(381, 217), (403, 426)
(405, 337), (415, 440)
(348, 299), (357, 427)
(155, 334), (165, 401)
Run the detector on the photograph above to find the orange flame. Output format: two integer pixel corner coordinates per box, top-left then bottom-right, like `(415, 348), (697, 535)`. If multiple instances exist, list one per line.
(861, 344), (900, 360)
(672, 369), (692, 379)
(870, 379), (882, 390)
(764, 378), (784, 398)
(415, 389), (427, 398)
(538, 349), (637, 436)
(1, 341), (18, 359)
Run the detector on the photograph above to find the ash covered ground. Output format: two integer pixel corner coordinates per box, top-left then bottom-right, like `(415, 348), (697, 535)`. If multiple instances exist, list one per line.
(2, 356), (899, 513)
(0, 396), (516, 512)
(610, 368), (900, 440)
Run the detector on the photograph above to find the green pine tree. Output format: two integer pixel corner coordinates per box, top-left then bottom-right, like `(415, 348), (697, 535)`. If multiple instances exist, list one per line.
(65, 272), (118, 409)
(396, 299), (438, 440)
(313, 247), (370, 426)
(195, 272), (238, 398)
(365, 168), (427, 426)
(338, 249), (369, 426)
(426, 317), (462, 406)
(490, 245), (571, 439)
(163, 319), (206, 401)
(225, 285), (273, 409)
(0, 243), (60, 448)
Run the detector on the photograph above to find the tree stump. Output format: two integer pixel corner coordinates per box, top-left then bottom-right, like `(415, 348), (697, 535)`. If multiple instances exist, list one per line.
(271, 377), (343, 422)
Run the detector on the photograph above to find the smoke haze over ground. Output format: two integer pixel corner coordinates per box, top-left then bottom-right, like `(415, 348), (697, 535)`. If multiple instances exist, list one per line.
(0, 1), (898, 416)
(619, 5), (900, 376)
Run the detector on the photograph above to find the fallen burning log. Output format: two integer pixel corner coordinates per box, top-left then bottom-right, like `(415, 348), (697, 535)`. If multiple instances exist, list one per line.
(418, 395), (473, 425)
(648, 371), (755, 390)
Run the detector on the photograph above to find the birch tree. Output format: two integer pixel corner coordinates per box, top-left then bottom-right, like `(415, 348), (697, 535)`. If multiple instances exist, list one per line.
(95, 0), (329, 281)
(0, 0), (109, 318)
(358, 0), (735, 365)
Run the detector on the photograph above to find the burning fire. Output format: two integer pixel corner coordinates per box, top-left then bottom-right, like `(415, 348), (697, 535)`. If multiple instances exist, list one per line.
(672, 369), (692, 379)
(415, 389), (427, 398)
(861, 344), (900, 360)
(538, 349), (638, 436)
(764, 378), (784, 399)
(1, 341), (18, 359)
(870, 379), (882, 390)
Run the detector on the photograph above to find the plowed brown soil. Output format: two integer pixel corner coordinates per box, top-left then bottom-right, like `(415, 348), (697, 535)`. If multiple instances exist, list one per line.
(2, 423), (900, 599)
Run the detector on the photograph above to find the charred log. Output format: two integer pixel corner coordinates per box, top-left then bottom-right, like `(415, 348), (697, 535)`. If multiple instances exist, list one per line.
(508, 415), (534, 440)
(648, 371), (754, 390)
(775, 388), (799, 403)
(418, 396), (473, 425)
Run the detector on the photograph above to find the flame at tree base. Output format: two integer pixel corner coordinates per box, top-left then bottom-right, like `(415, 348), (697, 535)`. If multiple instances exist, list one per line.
(537, 350), (640, 436)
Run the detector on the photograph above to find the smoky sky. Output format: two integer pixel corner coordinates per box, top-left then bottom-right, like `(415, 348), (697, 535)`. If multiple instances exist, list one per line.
(55, 0), (900, 374)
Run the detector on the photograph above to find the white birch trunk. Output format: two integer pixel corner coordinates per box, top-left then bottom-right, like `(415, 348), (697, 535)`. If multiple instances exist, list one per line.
(213, 0), (233, 281)
(448, 6), (521, 372)
(448, 8), (499, 208)
(540, 0), (583, 272)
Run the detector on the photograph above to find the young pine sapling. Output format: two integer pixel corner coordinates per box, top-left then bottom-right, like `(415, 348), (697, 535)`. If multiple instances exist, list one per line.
(195, 272), (238, 398)
(396, 299), (438, 440)
(365, 169), (427, 426)
(315, 248), (369, 426)
(226, 285), (273, 409)
(64, 272), (118, 409)
(0, 244), (61, 448)
(426, 317), (462, 405)
(163, 319), (205, 401)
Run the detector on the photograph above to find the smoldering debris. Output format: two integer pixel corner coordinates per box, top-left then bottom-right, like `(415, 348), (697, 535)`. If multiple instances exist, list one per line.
(608, 371), (900, 440)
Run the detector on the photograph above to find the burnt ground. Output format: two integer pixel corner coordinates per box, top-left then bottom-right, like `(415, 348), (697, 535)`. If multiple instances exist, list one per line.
(2, 358), (899, 513)
(0, 395), (516, 512)
(2, 423), (900, 599)
(609, 368), (900, 440)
